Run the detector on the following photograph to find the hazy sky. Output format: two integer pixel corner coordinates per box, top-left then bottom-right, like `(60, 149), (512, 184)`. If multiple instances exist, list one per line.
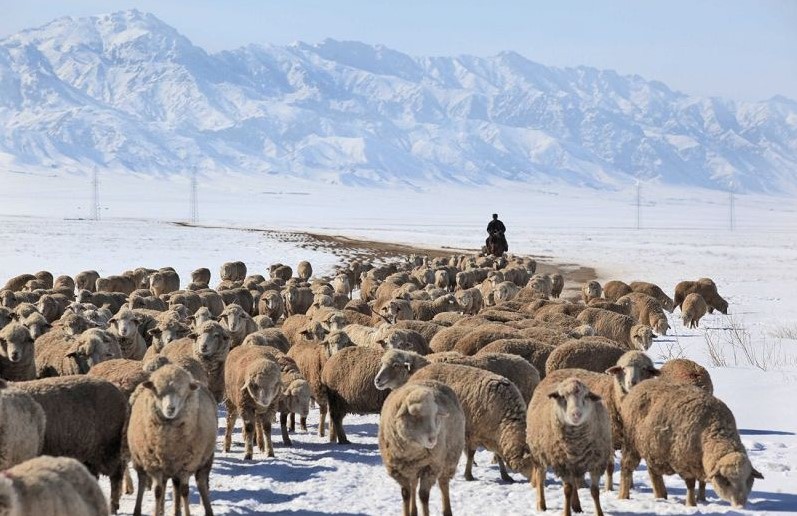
(2, 0), (795, 101)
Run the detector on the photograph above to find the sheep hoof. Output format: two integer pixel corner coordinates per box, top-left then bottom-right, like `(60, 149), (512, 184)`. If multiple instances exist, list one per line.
(244, 453), (252, 460)
(500, 473), (515, 483)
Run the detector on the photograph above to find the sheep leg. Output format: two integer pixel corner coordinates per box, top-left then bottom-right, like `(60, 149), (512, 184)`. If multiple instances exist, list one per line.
(590, 471), (604, 516)
(698, 480), (707, 502)
(684, 477), (696, 507)
(650, 470), (667, 499)
(223, 402), (236, 452)
(255, 419), (266, 453)
(570, 476), (583, 513)
(534, 465), (547, 512)
(280, 412), (292, 446)
(318, 403), (328, 437)
(133, 468), (147, 516)
(418, 470), (435, 516)
(438, 476), (453, 516)
(604, 459), (614, 491)
(289, 412), (296, 432)
(173, 477), (183, 516)
(464, 448), (477, 481)
(109, 464), (124, 515)
(242, 409), (255, 460)
(618, 448), (640, 499)
(495, 455), (514, 483)
(330, 408), (349, 444)
(178, 476), (191, 516)
(153, 475), (166, 516)
(400, 482), (412, 516)
(409, 476), (419, 516)
(563, 481), (574, 516)
(262, 414), (276, 457)
(196, 459), (214, 516)
(124, 466), (135, 495)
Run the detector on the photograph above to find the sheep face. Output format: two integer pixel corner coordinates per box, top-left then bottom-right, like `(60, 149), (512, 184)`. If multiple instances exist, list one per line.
(322, 331), (352, 357)
(652, 315), (669, 336)
(300, 322), (327, 343)
(223, 306), (247, 333)
(548, 378), (600, 427)
(244, 360), (281, 409)
(714, 296), (729, 315)
(0, 323), (34, 363)
(397, 388), (449, 449)
(283, 379), (311, 417)
(631, 325), (654, 350)
(78, 329), (121, 366)
(0, 307), (12, 328)
(59, 312), (94, 336)
(374, 356), (413, 390)
(143, 366), (198, 420)
(22, 313), (50, 340)
(110, 310), (139, 339)
(190, 308), (214, 330)
(194, 322), (231, 358)
(709, 452), (763, 508)
(606, 353), (659, 394)
(584, 281), (602, 300)
(149, 320), (191, 352)
(0, 290), (15, 309)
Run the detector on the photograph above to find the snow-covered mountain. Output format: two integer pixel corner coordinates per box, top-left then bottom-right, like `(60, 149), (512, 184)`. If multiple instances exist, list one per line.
(1, 9), (796, 192)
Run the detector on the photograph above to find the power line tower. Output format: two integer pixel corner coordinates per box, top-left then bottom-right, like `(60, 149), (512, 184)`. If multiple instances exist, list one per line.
(190, 168), (198, 224)
(92, 168), (100, 221)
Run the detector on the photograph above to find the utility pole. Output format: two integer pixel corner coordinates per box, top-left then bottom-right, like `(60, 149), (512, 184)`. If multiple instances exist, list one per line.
(92, 167), (100, 221)
(635, 179), (641, 230)
(190, 167), (198, 224)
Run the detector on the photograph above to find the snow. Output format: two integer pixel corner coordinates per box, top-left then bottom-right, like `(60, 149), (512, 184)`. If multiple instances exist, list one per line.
(2, 173), (796, 514)
(2, 10), (797, 193)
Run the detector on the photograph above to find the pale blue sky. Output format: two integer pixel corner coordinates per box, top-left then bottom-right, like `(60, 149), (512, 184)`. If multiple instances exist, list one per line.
(2, 0), (795, 101)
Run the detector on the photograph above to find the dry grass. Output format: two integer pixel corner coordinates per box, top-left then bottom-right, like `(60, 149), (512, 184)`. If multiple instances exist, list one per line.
(703, 315), (797, 371)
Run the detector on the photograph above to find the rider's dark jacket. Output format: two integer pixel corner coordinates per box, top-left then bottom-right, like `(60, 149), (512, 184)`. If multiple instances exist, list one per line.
(487, 219), (506, 234)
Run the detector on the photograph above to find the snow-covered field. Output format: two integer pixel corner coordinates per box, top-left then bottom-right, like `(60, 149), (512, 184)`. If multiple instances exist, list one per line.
(2, 175), (796, 515)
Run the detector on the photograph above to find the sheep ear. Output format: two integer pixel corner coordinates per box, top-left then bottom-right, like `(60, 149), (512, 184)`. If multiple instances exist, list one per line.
(651, 333), (659, 339)
(407, 402), (423, 416)
(187, 332), (198, 339)
(547, 391), (561, 400)
(148, 328), (162, 337)
(648, 367), (661, 377)
(108, 317), (117, 324)
(605, 366), (622, 376)
(587, 392), (602, 402)
(10, 313), (19, 321)
(142, 381), (155, 391)
(751, 468), (764, 480)
(189, 382), (199, 391)
(404, 362), (412, 372)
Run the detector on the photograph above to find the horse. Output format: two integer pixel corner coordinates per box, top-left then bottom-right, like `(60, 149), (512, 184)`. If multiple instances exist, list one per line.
(486, 230), (508, 257)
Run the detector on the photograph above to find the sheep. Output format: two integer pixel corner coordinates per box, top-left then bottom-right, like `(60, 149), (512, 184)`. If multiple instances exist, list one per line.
(15, 376), (128, 513)
(526, 377), (612, 515)
(681, 293), (708, 329)
(223, 346), (283, 459)
(146, 316), (192, 353)
(281, 315), (324, 348)
(674, 278), (729, 315)
(167, 290), (202, 315)
(129, 291), (167, 311)
(95, 275), (136, 295)
(476, 339), (556, 380)
(455, 270), (477, 290)
(455, 287), (483, 316)
(54, 274), (76, 292)
(434, 269), (449, 290)
(219, 287), (254, 315)
(393, 320), (443, 344)
(375, 298), (413, 324)
(107, 307), (147, 360)
(283, 286), (313, 316)
(618, 292), (670, 335)
(128, 364), (216, 516)
(410, 294), (461, 321)
(268, 356), (312, 446)
(587, 298), (631, 316)
(20, 311), (50, 341)
(619, 379), (762, 507)
(379, 380), (466, 516)
(220, 304), (258, 348)
(431, 311), (466, 326)
(629, 281), (674, 312)
(271, 265), (293, 282)
(35, 328), (121, 377)
(258, 290), (285, 322)
(332, 273), (352, 300)
(87, 357), (169, 398)
(321, 346), (391, 444)
(374, 350), (532, 482)
(0, 379), (46, 469)
(189, 306), (215, 331)
(0, 307), (12, 330)
(241, 329), (292, 353)
(518, 273), (553, 301)
(35, 293), (68, 323)
(602, 280), (632, 302)
(533, 302), (585, 319)
(581, 280), (603, 304)
(197, 290), (225, 317)
(288, 330), (353, 437)
(576, 308), (654, 350)
(659, 358), (713, 395)
(297, 261), (313, 281)
(2, 274), (36, 292)
(427, 351), (540, 404)
(377, 327), (431, 355)
(191, 267), (211, 287)
(451, 326), (520, 356)
(0, 323), (37, 381)
(158, 321), (231, 403)
(220, 261), (247, 282)
(77, 290), (127, 315)
(551, 273), (564, 299)
(13, 303), (38, 319)
(0, 456), (108, 516)
(52, 312), (95, 336)
(429, 326), (474, 353)
(545, 338), (627, 375)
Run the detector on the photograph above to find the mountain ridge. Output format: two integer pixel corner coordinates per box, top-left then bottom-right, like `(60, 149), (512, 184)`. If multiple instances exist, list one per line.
(1, 9), (795, 193)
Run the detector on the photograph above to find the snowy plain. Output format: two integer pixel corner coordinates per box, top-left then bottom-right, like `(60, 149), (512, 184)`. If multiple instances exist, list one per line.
(1, 172), (796, 515)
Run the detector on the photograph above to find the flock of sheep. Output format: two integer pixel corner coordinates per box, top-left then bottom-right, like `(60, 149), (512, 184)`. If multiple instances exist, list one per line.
(0, 251), (761, 516)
